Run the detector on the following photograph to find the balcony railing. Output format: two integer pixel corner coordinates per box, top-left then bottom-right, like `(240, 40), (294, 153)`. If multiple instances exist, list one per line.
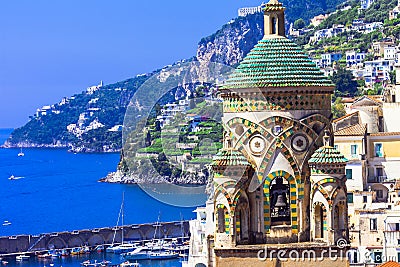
(384, 230), (400, 247)
(367, 176), (389, 183)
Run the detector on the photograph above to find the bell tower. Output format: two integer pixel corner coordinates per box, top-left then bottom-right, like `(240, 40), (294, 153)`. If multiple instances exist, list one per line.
(209, 5), (350, 265)
(263, 0), (286, 37)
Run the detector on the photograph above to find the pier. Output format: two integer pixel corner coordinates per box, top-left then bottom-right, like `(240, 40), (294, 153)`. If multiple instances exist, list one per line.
(0, 221), (189, 256)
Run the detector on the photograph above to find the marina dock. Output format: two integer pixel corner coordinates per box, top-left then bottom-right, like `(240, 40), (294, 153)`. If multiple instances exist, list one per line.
(0, 221), (189, 256)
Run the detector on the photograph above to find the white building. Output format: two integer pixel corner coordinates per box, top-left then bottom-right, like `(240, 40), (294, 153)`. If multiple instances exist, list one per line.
(238, 6), (263, 17)
(346, 51), (366, 67)
(360, 0), (375, 9)
(384, 46), (397, 60)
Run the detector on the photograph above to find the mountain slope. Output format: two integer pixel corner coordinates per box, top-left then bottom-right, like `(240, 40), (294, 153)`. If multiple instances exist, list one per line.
(4, 0), (347, 153)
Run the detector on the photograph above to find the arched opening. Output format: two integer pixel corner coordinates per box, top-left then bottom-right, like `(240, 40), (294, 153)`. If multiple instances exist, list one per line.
(314, 204), (325, 239)
(271, 17), (277, 34)
(333, 202), (346, 240)
(216, 204), (228, 234)
(235, 196), (249, 244)
(269, 177), (290, 226)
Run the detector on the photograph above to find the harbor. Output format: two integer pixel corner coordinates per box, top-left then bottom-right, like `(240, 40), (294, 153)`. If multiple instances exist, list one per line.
(0, 221), (189, 266)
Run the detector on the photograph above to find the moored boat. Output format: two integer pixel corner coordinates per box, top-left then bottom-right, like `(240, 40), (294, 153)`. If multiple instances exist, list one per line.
(70, 247), (82, 255)
(16, 254), (30, 261)
(94, 244), (104, 252)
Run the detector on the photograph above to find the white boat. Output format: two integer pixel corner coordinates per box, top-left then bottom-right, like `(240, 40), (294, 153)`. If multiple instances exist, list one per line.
(106, 242), (139, 254)
(123, 248), (178, 261)
(17, 147), (24, 157)
(16, 255), (30, 261)
(2, 221), (11, 226)
(8, 175), (24, 180)
(106, 192), (139, 254)
(120, 261), (139, 267)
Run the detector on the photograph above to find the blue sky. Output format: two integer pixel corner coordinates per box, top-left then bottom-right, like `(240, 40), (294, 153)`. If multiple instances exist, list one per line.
(0, 0), (262, 128)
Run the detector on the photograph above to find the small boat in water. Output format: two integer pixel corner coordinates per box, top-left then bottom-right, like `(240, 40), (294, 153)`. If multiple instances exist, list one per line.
(8, 175), (24, 180)
(119, 261), (139, 267)
(17, 147), (24, 157)
(70, 247), (82, 255)
(81, 259), (110, 267)
(2, 221), (11, 226)
(61, 248), (69, 256)
(94, 244), (104, 252)
(106, 243), (139, 254)
(122, 247), (178, 261)
(16, 255), (30, 261)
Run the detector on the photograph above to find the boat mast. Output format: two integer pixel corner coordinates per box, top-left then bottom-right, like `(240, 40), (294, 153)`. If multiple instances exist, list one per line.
(111, 192), (124, 245)
(121, 191), (125, 244)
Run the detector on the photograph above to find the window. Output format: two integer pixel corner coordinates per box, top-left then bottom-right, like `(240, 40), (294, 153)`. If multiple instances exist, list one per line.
(376, 167), (383, 178)
(351, 145), (358, 157)
(396, 223), (400, 231)
(370, 218), (377, 231)
(346, 169), (353, 179)
(363, 196), (368, 203)
(376, 190), (383, 199)
(347, 193), (354, 203)
(334, 144), (339, 150)
(375, 143), (383, 157)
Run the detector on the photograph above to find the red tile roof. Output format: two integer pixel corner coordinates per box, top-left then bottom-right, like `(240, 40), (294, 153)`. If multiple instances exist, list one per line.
(378, 261), (400, 267)
(335, 124), (366, 136)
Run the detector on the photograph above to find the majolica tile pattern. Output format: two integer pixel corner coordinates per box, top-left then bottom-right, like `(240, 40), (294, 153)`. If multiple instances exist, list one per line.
(223, 93), (331, 112)
(220, 38), (334, 90)
(309, 146), (348, 175)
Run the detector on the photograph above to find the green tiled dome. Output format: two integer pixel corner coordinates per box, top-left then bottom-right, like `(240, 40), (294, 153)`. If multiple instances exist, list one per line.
(221, 37), (334, 89)
(212, 149), (250, 167)
(309, 146), (348, 165)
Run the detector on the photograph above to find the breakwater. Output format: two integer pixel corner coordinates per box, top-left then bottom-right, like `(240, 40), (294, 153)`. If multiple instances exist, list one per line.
(0, 221), (189, 256)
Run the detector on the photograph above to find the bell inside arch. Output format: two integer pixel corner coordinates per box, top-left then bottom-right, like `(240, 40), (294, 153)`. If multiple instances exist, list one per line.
(275, 194), (286, 207)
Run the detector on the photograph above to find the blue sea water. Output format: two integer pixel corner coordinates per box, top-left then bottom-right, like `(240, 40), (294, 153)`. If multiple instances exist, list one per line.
(0, 128), (206, 266)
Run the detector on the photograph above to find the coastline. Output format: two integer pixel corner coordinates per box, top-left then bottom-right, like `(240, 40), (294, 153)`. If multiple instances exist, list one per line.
(1, 141), (121, 153)
(100, 170), (208, 185)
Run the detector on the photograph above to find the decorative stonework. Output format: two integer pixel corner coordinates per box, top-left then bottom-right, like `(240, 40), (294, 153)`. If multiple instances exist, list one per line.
(263, 170), (298, 233)
(223, 93), (331, 113)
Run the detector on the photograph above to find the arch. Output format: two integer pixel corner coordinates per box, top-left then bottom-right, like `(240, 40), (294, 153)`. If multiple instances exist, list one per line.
(271, 16), (277, 34)
(312, 201), (327, 239)
(87, 234), (105, 246)
(263, 170), (297, 233)
(214, 184), (233, 213)
(47, 237), (67, 249)
(235, 195), (250, 243)
(67, 236), (84, 248)
(311, 178), (339, 206)
(333, 200), (346, 235)
(215, 204), (230, 234)
(195, 263), (207, 267)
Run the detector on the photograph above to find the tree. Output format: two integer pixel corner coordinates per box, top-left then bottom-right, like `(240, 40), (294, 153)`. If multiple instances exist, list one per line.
(294, 18), (306, 29)
(331, 68), (359, 97)
(332, 97), (347, 119)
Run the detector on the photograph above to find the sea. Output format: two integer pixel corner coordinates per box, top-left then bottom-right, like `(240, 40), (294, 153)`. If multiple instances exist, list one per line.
(0, 128), (207, 267)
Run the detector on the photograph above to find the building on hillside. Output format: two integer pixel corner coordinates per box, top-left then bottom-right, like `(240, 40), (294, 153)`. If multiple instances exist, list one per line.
(321, 53), (342, 67)
(238, 6), (263, 17)
(333, 87), (400, 265)
(310, 14), (329, 27)
(389, 0), (400, 20)
(346, 51), (366, 68)
(360, 0), (375, 9)
(186, 1), (350, 266)
(364, 59), (395, 86)
(384, 46), (396, 60)
(373, 41), (395, 58)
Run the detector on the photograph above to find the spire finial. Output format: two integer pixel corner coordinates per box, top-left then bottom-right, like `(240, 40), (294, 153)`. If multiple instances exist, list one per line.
(262, 0), (286, 37)
(323, 130), (331, 147)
